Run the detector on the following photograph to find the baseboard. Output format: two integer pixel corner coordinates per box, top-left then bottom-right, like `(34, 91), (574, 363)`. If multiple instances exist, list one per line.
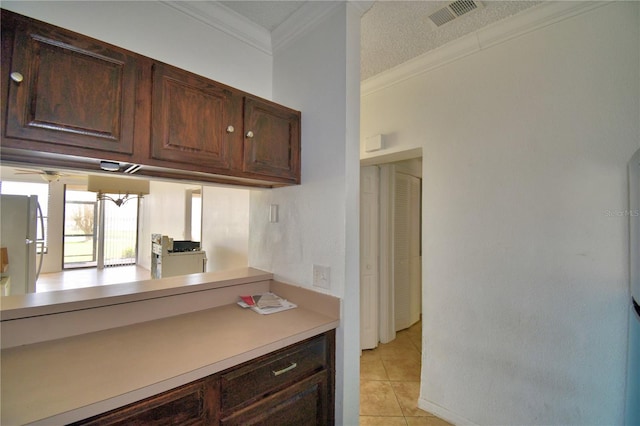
(418, 397), (479, 426)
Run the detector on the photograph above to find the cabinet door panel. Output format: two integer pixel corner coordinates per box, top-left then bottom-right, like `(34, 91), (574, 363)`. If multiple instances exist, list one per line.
(151, 63), (235, 170)
(220, 371), (328, 426)
(4, 16), (136, 154)
(243, 97), (300, 183)
(73, 380), (210, 426)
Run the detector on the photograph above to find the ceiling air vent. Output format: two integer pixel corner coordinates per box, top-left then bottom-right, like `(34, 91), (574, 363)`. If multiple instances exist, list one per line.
(428, 0), (483, 27)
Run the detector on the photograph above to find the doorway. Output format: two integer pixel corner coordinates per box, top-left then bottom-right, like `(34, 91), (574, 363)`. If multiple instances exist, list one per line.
(63, 186), (139, 270)
(360, 157), (422, 350)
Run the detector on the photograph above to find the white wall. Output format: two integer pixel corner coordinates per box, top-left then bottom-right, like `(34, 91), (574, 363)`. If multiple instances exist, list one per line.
(201, 185), (249, 272)
(0, 1), (272, 98)
(138, 181), (190, 271)
(361, 2), (640, 425)
(141, 181), (251, 274)
(249, 3), (362, 424)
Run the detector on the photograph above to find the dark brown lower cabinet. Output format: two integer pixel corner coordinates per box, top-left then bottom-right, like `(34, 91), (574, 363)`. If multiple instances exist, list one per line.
(71, 331), (334, 426)
(220, 372), (328, 426)
(73, 380), (216, 426)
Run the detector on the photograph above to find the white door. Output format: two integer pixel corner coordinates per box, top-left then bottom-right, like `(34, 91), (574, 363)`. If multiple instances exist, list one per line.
(360, 166), (380, 350)
(394, 172), (421, 331)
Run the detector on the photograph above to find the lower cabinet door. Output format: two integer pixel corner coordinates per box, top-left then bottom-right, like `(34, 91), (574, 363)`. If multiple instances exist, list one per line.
(220, 371), (328, 426)
(71, 380), (215, 426)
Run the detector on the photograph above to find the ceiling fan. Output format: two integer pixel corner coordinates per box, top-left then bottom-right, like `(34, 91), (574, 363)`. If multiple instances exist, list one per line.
(13, 169), (67, 183)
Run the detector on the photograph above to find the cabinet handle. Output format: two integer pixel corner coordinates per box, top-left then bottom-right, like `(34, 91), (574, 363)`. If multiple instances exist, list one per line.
(246, 131), (254, 138)
(226, 125), (235, 133)
(10, 72), (23, 83)
(272, 362), (297, 376)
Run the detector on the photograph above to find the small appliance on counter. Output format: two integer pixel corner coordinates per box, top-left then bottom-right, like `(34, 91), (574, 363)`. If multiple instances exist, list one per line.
(151, 234), (207, 279)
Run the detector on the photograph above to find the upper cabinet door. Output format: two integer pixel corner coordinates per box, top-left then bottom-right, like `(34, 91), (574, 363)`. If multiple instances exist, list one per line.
(151, 62), (237, 171)
(3, 13), (136, 155)
(243, 97), (301, 183)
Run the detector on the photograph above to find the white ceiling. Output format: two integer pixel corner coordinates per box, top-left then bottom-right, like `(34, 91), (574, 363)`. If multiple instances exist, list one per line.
(220, 0), (541, 80)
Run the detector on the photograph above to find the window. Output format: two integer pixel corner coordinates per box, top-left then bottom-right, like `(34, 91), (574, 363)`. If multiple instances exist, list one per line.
(64, 188), (97, 267)
(0, 181), (50, 254)
(191, 189), (202, 242)
(63, 186), (139, 268)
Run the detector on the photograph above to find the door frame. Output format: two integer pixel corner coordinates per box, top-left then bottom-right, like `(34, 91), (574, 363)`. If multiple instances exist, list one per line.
(360, 149), (423, 349)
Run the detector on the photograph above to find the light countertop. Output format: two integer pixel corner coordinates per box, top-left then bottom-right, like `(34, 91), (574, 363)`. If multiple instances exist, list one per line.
(1, 277), (340, 425)
(0, 267), (273, 320)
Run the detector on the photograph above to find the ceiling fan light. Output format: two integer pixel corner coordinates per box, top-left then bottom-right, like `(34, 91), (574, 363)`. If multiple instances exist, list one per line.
(40, 172), (61, 183)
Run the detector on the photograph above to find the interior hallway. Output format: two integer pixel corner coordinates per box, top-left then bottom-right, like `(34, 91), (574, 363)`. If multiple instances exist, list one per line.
(360, 321), (452, 426)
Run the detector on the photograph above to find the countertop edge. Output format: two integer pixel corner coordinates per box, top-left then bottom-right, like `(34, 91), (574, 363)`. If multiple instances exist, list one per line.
(0, 267), (273, 320)
(1, 279), (341, 425)
(30, 320), (340, 426)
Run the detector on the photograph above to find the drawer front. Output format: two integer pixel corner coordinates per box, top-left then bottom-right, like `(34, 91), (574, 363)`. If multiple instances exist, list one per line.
(220, 334), (327, 411)
(220, 371), (328, 426)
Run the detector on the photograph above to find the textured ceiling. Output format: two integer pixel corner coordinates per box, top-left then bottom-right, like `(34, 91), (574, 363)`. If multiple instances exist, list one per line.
(361, 1), (541, 80)
(221, 0), (541, 81)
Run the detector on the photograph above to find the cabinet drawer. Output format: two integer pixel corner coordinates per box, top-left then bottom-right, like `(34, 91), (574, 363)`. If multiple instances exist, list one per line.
(220, 334), (328, 411)
(220, 371), (328, 426)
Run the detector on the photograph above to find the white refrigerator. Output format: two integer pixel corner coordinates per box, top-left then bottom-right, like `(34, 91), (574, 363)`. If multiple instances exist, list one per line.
(0, 194), (39, 295)
(626, 148), (640, 426)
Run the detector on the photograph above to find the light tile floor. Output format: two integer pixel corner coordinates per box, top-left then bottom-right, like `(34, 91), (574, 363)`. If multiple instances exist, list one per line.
(360, 321), (452, 426)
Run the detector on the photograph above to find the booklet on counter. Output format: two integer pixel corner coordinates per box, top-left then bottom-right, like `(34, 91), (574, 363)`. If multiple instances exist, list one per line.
(237, 292), (297, 315)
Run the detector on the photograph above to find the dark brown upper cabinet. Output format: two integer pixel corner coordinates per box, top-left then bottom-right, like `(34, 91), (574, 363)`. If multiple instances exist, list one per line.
(1, 10), (301, 188)
(2, 10), (137, 158)
(243, 96), (301, 183)
(150, 62), (239, 173)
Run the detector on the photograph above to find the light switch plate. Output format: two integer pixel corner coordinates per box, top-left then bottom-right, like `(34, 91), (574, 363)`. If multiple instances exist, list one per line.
(312, 264), (331, 290)
(269, 204), (279, 223)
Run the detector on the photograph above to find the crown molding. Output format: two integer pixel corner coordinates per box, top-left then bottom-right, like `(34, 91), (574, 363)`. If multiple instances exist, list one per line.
(349, 1), (375, 17)
(272, 1), (343, 53)
(361, 1), (609, 97)
(161, 1), (272, 54)
(161, 1), (365, 57)
(272, 1), (373, 53)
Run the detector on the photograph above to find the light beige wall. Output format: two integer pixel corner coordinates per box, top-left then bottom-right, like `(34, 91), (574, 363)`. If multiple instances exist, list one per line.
(138, 182), (250, 273)
(138, 181), (189, 271)
(201, 186), (249, 272)
(361, 2), (640, 425)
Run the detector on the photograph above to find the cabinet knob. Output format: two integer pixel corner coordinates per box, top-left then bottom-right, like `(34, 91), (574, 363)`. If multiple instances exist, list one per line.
(10, 72), (23, 83)
(246, 131), (254, 138)
(226, 125), (235, 133)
